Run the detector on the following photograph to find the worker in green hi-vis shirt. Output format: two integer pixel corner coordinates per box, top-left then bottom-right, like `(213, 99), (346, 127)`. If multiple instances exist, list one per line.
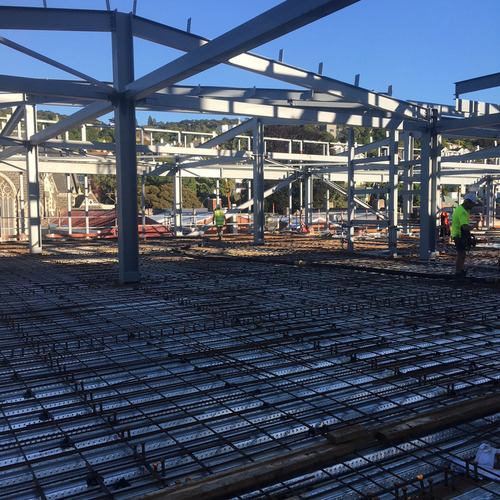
(213, 204), (226, 241)
(451, 192), (478, 279)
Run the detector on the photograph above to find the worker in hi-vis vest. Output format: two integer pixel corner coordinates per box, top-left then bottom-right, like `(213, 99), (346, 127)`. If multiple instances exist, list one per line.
(213, 204), (226, 241)
(451, 192), (478, 279)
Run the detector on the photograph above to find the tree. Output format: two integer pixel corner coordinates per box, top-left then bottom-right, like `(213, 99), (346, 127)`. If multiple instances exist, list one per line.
(90, 175), (117, 205)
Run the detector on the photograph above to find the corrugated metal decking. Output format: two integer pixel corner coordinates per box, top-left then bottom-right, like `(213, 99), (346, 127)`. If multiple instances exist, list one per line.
(0, 237), (499, 499)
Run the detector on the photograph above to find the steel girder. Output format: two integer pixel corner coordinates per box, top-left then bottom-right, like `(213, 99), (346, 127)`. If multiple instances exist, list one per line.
(130, 14), (428, 121)
(455, 72), (500, 97)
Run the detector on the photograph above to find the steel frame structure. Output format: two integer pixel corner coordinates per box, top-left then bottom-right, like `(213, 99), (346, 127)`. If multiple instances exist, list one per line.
(0, 2), (499, 283)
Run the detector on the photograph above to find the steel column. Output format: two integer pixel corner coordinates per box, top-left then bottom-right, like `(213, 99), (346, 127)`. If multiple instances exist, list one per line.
(253, 118), (265, 244)
(84, 175), (89, 235)
(112, 12), (140, 283)
(388, 130), (399, 255)
(419, 113), (441, 260)
(304, 169), (313, 228)
(24, 105), (41, 254)
(347, 127), (355, 251)
(288, 176), (293, 226)
(402, 134), (414, 234)
(173, 167), (182, 235)
(325, 187), (330, 230)
(141, 172), (146, 237)
(485, 177), (494, 229)
(299, 179), (303, 219)
(19, 171), (26, 235)
(66, 173), (72, 235)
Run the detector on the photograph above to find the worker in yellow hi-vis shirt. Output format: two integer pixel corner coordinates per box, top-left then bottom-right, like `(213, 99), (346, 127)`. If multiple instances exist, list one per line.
(451, 193), (478, 279)
(213, 204), (226, 241)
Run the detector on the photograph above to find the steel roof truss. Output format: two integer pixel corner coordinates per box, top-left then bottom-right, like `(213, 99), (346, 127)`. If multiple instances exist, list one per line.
(131, 15), (427, 122)
(126, 0), (361, 100)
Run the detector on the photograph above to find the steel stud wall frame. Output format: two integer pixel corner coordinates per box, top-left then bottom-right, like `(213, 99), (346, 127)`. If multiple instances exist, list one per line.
(0, 2), (499, 283)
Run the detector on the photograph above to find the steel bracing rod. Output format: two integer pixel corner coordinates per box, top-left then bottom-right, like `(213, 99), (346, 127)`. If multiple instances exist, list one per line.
(0, 75), (113, 100)
(0, 36), (113, 91)
(334, 136), (391, 157)
(0, 6), (114, 31)
(29, 101), (113, 146)
(175, 119), (254, 164)
(229, 169), (304, 215)
(131, 16), (427, 121)
(126, 0), (361, 101)
(191, 119), (252, 150)
(0, 145), (25, 160)
(467, 174), (500, 191)
(455, 72), (500, 97)
(321, 176), (388, 220)
(0, 137), (22, 146)
(0, 105), (24, 137)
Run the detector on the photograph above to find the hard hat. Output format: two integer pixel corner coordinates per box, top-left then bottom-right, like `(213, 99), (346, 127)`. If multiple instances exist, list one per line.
(464, 193), (478, 204)
(216, 204), (221, 209)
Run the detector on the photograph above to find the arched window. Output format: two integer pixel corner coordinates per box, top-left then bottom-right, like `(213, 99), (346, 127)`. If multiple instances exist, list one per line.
(0, 175), (16, 239)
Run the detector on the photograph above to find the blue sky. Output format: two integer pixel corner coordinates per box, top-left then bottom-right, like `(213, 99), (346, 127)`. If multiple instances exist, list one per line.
(0, 0), (499, 125)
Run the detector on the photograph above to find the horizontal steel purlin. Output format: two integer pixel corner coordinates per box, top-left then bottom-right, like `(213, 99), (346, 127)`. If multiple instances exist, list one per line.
(0, 240), (498, 500)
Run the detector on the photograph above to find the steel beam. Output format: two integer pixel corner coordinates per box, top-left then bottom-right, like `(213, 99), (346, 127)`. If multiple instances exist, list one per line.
(455, 72), (500, 97)
(441, 144), (500, 163)
(436, 112), (500, 133)
(0, 6), (114, 31)
(143, 93), (421, 131)
(0, 75), (112, 100)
